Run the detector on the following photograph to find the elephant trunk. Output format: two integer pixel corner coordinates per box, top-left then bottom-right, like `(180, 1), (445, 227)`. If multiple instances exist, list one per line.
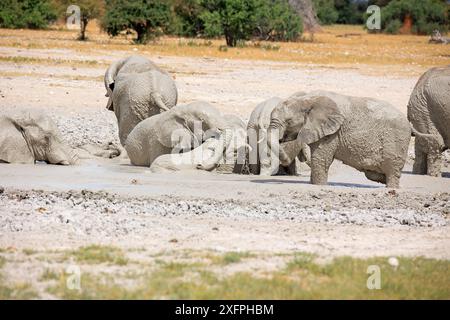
(197, 127), (233, 171)
(267, 120), (286, 167)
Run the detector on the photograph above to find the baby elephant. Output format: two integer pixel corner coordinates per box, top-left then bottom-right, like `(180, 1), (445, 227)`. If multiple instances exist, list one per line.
(268, 91), (411, 188)
(0, 110), (77, 165)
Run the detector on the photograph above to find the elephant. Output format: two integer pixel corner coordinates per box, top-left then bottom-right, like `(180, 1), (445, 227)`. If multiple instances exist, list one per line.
(125, 101), (233, 168)
(149, 138), (221, 173)
(267, 90), (411, 188)
(149, 113), (248, 174)
(407, 66), (450, 177)
(0, 110), (77, 165)
(246, 96), (309, 176)
(104, 55), (178, 145)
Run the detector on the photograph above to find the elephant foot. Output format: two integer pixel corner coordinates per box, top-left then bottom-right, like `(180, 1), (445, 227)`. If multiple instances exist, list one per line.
(427, 153), (442, 177)
(385, 174), (400, 189)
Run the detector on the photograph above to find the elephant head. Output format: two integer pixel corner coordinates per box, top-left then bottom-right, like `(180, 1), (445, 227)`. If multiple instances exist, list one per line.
(0, 112), (78, 165)
(267, 95), (345, 169)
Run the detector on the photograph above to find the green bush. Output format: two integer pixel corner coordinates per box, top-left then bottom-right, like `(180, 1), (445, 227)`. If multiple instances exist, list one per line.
(312, 0), (339, 25)
(254, 0), (302, 41)
(384, 19), (402, 34)
(102, 0), (171, 43)
(381, 0), (449, 34)
(201, 0), (302, 46)
(0, 0), (57, 29)
(169, 0), (205, 37)
(201, 0), (260, 47)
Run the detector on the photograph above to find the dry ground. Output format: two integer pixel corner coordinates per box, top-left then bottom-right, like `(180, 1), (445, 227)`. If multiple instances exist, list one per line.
(0, 25), (449, 299)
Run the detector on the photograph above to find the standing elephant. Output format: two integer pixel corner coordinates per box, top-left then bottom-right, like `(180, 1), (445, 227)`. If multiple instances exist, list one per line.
(104, 55), (178, 145)
(0, 110), (77, 165)
(247, 96), (309, 176)
(407, 66), (450, 177)
(268, 91), (411, 188)
(125, 101), (232, 168)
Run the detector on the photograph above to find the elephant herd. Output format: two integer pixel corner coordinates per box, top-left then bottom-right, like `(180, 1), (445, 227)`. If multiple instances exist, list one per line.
(0, 55), (449, 189)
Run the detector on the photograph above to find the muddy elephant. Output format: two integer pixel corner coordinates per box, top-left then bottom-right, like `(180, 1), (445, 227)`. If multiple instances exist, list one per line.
(247, 96), (309, 176)
(149, 113), (247, 173)
(125, 101), (232, 168)
(0, 110), (77, 165)
(407, 66), (450, 177)
(104, 55), (178, 145)
(268, 91), (411, 188)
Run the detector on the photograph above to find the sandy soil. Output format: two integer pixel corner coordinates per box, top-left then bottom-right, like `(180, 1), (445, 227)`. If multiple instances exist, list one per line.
(0, 45), (449, 266)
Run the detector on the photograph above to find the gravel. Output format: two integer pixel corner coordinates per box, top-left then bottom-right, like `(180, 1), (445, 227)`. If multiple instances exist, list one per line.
(0, 188), (448, 239)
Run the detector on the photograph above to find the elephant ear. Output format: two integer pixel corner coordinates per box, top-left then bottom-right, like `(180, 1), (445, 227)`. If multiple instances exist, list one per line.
(104, 58), (127, 111)
(297, 96), (345, 145)
(0, 116), (34, 163)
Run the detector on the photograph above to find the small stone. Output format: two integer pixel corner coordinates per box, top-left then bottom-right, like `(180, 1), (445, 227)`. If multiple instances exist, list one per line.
(169, 238), (178, 243)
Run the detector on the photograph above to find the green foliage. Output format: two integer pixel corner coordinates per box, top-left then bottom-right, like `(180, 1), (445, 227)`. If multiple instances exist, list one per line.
(381, 0), (449, 34)
(334, 0), (367, 24)
(169, 0), (204, 37)
(102, 0), (171, 43)
(312, 0), (339, 25)
(0, 0), (57, 29)
(254, 0), (302, 41)
(201, 0), (302, 46)
(201, 0), (260, 46)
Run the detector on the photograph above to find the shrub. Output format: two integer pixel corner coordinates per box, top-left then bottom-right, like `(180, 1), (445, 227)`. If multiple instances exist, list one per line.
(0, 0), (57, 29)
(380, 0), (449, 35)
(169, 0), (205, 37)
(201, 0), (259, 47)
(312, 0), (339, 25)
(201, 0), (302, 46)
(254, 0), (302, 41)
(102, 0), (171, 43)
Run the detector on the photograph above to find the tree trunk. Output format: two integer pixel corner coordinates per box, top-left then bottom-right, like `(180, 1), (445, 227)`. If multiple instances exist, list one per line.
(288, 0), (321, 32)
(78, 18), (88, 41)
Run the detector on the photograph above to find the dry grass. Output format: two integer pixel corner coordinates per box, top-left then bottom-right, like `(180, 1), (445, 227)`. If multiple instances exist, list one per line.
(0, 23), (448, 76)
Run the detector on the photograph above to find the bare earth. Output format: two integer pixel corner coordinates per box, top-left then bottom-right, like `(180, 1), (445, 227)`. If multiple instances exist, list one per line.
(0, 43), (449, 287)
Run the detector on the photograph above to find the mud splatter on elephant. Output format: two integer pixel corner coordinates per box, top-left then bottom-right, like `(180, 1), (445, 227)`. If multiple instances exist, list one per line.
(407, 66), (450, 177)
(104, 55), (178, 145)
(268, 90), (411, 188)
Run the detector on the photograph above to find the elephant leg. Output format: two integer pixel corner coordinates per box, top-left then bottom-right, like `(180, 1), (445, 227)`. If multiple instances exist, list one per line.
(412, 145), (427, 175)
(285, 160), (297, 176)
(364, 171), (386, 184)
(386, 171), (400, 189)
(309, 135), (338, 185)
(427, 152), (442, 177)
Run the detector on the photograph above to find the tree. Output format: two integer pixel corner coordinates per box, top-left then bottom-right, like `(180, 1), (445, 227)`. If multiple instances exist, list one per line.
(170, 0), (205, 37)
(380, 0), (448, 34)
(102, 0), (171, 43)
(312, 0), (338, 25)
(254, 0), (302, 41)
(56, 0), (104, 40)
(0, 0), (57, 29)
(201, 0), (259, 46)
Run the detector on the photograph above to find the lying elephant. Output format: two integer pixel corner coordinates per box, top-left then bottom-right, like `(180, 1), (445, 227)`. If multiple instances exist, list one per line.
(125, 101), (233, 168)
(0, 110), (77, 165)
(149, 114), (247, 173)
(268, 90), (411, 188)
(407, 66), (450, 177)
(247, 96), (309, 176)
(104, 55), (178, 145)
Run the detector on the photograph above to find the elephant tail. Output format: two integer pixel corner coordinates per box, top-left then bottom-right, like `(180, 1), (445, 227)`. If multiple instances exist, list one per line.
(154, 92), (170, 112)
